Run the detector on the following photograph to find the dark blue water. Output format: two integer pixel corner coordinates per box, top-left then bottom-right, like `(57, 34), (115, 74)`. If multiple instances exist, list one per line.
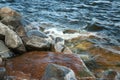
(0, 0), (120, 46)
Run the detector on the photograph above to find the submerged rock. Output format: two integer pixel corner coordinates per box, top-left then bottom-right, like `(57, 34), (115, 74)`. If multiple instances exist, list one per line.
(4, 51), (95, 80)
(42, 63), (77, 80)
(0, 7), (22, 30)
(0, 40), (13, 58)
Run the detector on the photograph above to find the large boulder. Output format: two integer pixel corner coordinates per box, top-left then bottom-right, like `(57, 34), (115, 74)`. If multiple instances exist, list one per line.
(0, 7), (22, 30)
(4, 51), (95, 80)
(0, 40), (13, 58)
(42, 63), (77, 80)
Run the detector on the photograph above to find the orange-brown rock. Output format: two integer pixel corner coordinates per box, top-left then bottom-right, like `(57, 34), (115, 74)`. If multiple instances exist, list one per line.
(4, 51), (95, 80)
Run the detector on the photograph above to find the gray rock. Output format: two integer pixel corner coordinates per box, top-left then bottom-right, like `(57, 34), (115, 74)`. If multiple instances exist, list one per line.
(0, 7), (21, 30)
(5, 29), (26, 52)
(0, 40), (13, 58)
(0, 22), (26, 53)
(23, 36), (51, 51)
(42, 63), (77, 80)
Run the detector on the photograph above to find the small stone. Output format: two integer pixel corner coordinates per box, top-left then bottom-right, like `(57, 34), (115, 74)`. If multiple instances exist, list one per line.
(42, 63), (77, 80)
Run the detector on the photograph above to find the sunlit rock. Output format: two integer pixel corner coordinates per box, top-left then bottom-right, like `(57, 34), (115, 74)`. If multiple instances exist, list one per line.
(5, 28), (26, 52)
(5, 51), (95, 80)
(0, 7), (22, 30)
(42, 63), (77, 80)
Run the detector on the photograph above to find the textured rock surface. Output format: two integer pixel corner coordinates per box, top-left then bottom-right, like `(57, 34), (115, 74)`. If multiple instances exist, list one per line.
(5, 28), (26, 52)
(0, 7), (22, 30)
(23, 36), (51, 51)
(4, 51), (95, 80)
(42, 63), (77, 80)
(0, 40), (13, 58)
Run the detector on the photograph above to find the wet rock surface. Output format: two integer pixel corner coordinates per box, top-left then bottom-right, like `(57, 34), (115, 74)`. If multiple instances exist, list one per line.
(4, 51), (95, 80)
(0, 0), (120, 79)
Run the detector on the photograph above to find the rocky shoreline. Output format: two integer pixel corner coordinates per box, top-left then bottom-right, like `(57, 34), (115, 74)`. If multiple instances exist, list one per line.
(0, 7), (120, 80)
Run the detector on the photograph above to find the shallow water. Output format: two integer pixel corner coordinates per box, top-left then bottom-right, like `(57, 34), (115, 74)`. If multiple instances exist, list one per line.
(0, 0), (120, 46)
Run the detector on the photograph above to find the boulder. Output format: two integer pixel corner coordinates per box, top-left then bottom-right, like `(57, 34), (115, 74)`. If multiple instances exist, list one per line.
(0, 40), (13, 58)
(42, 63), (77, 80)
(4, 51), (95, 80)
(0, 7), (22, 30)
(22, 36), (51, 51)
(5, 29), (26, 52)
(0, 22), (26, 53)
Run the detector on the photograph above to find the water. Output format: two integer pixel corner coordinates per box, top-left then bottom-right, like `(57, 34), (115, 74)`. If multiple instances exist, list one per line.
(0, 0), (120, 46)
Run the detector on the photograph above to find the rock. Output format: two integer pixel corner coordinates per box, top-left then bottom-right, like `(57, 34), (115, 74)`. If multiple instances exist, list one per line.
(5, 28), (26, 52)
(15, 26), (26, 37)
(22, 36), (51, 51)
(4, 51), (95, 80)
(42, 63), (77, 80)
(0, 22), (26, 53)
(51, 37), (65, 52)
(0, 40), (13, 58)
(26, 30), (48, 38)
(62, 46), (73, 54)
(85, 22), (104, 32)
(75, 41), (93, 51)
(0, 67), (6, 80)
(0, 7), (22, 30)
(7, 71), (32, 80)
(63, 29), (78, 34)
(0, 22), (9, 39)
(100, 69), (117, 80)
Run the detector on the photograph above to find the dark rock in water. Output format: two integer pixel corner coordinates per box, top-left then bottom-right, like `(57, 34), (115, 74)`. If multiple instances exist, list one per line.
(0, 40), (14, 58)
(4, 51), (95, 80)
(100, 69), (117, 80)
(0, 7), (22, 30)
(0, 67), (6, 80)
(42, 63), (77, 80)
(85, 22), (105, 32)
(22, 36), (51, 51)
(26, 30), (48, 38)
